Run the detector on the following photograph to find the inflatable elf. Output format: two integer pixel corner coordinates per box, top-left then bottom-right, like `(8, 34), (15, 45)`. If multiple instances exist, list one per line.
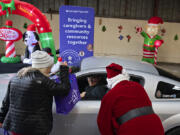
(141, 16), (164, 64)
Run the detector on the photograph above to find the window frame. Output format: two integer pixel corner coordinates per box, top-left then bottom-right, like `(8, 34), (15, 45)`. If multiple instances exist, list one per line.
(76, 72), (145, 101)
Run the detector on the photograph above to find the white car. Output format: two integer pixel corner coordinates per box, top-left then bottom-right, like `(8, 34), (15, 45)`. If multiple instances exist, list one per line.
(0, 56), (180, 135)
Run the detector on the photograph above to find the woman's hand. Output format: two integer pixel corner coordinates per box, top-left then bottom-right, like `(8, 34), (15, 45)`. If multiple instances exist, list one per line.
(51, 61), (68, 74)
(61, 61), (68, 66)
(80, 92), (86, 98)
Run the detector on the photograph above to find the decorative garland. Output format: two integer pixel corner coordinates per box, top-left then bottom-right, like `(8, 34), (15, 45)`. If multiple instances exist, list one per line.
(118, 25), (123, 33)
(174, 34), (178, 41)
(1, 56), (21, 63)
(23, 22), (28, 29)
(119, 35), (124, 40)
(102, 25), (106, 32)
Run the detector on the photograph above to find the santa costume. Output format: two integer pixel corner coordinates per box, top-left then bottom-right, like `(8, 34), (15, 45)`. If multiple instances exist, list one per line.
(97, 63), (164, 135)
(141, 16), (164, 64)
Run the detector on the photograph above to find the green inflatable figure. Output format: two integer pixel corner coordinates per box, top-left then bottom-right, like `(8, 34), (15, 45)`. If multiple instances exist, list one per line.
(141, 16), (164, 64)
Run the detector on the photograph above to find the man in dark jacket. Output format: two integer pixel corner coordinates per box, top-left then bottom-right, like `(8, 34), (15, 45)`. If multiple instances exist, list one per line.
(81, 75), (108, 100)
(0, 51), (71, 135)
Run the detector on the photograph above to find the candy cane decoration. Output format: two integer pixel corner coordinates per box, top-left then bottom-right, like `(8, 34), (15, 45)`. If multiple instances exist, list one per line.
(0, 20), (22, 63)
(5, 41), (16, 57)
(154, 40), (163, 65)
(154, 47), (158, 65)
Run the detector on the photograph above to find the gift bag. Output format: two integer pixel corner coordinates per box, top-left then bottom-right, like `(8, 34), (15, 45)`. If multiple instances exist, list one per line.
(0, 128), (3, 135)
(0, 128), (10, 135)
(50, 74), (81, 114)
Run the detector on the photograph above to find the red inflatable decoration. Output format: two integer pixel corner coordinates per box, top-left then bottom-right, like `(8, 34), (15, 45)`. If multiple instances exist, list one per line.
(0, 0), (51, 33)
(0, 0), (57, 61)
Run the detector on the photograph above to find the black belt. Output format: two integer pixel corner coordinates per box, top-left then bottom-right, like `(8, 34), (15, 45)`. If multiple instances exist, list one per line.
(116, 106), (154, 125)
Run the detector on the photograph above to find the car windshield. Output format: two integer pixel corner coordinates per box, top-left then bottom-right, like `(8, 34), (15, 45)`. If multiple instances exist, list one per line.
(155, 66), (180, 82)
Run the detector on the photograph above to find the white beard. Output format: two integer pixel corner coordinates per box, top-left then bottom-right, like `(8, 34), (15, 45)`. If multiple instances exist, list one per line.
(106, 69), (130, 89)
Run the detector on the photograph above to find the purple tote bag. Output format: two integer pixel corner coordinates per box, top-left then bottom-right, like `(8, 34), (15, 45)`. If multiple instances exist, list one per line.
(0, 128), (10, 135)
(50, 74), (81, 114)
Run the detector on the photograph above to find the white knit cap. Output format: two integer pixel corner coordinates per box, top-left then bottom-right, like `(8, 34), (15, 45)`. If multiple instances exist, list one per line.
(31, 50), (54, 68)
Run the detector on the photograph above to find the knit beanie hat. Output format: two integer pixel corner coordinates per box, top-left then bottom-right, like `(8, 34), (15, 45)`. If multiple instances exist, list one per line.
(31, 50), (54, 68)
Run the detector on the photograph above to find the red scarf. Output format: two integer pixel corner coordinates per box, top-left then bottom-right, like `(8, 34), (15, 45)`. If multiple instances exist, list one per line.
(32, 42), (38, 45)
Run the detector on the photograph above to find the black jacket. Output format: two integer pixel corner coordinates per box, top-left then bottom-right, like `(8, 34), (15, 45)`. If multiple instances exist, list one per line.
(82, 84), (108, 100)
(0, 66), (70, 135)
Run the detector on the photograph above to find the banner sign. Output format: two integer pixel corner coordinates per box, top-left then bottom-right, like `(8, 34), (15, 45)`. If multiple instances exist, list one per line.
(0, 27), (22, 42)
(59, 6), (94, 66)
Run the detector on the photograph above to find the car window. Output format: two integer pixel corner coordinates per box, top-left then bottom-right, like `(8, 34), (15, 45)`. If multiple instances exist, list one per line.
(77, 73), (145, 100)
(129, 74), (145, 87)
(77, 73), (108, 95)
(155, 81), (180, 98)
(77, 73), (108, 100)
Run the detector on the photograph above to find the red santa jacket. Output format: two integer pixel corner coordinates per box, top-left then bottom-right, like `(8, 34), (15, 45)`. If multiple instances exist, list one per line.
(97, 80), (164, 135)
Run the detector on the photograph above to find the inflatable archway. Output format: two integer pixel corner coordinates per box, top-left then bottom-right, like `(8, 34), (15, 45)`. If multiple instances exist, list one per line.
(0, 0), (57, 61)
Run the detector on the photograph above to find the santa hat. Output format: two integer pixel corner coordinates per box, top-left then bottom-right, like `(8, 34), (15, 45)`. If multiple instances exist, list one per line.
(106, 63), (123, 79)
(27, 24), (36, 32)
(106, 63), (130, 88)
(148, 16), (163, 26)
(5, 20), (13, 27)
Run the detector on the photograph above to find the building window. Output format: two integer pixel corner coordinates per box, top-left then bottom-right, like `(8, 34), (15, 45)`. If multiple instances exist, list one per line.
(69, 0), (154, 20)
(158, 0), (180, 22)
(21, 0), (180, 22)
(21, 0), (64, 13)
